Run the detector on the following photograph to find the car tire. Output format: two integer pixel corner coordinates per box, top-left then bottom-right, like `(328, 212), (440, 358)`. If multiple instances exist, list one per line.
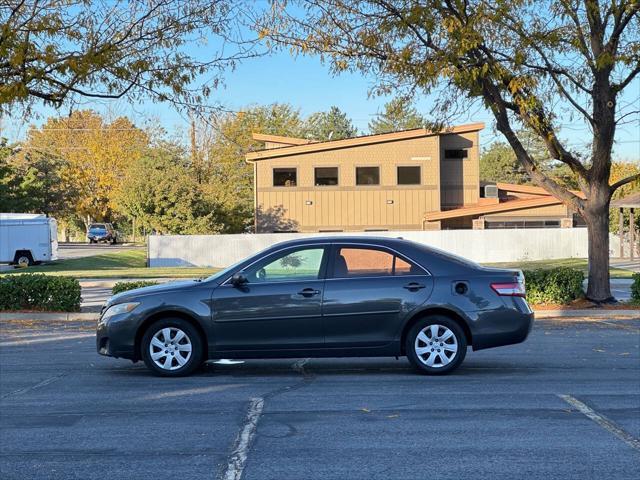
(405, 315), (467, 375)
(13, 251), (34, 268)
(141, 318), (205, 377)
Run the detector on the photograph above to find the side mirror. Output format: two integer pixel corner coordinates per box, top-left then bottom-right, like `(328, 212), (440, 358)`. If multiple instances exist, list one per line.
(231, 273), (248, 286)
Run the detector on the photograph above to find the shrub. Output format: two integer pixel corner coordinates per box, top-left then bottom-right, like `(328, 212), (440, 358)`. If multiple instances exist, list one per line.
(630, 273), (640, 304)
(112, 281), (159, 295)
(523, 267), (584, 305)
(0, 274), (81, 312)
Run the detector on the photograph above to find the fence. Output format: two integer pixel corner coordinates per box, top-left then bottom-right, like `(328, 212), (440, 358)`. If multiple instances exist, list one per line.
(148, 228), (620, 267)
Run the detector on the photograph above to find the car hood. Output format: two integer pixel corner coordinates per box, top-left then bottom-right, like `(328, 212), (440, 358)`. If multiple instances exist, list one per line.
(105, 280), (203, 307)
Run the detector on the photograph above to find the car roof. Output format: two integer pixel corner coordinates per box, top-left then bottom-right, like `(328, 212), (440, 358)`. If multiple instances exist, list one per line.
(269, 235), (408, 247)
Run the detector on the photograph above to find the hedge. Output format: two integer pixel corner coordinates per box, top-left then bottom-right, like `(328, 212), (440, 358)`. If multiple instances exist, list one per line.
(0, 274), (81, 312)
(523, 267), (584, 305)
(631, 273), (640, 304)
(112, 281), (159, 295)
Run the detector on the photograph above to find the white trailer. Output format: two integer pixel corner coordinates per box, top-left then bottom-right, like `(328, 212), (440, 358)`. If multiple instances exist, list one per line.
(0, 213), (58, 266)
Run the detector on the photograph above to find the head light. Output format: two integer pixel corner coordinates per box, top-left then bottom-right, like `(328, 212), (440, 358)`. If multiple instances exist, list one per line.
(102, 302), (140, 320)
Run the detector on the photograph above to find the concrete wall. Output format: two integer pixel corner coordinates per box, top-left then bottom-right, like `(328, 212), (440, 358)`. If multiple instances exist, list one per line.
(148, 229), (620, 268)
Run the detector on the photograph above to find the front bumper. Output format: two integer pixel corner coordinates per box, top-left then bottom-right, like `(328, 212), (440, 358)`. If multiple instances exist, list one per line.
(96, 314), (138, 360)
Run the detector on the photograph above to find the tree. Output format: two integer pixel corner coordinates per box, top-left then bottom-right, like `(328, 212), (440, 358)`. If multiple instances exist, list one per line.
(0, 138), (75, 215)
(368, 97), (426, 134)
(304, 106), (357, 140)
(481, 131), (579, 187)
(261, 0), (640, 302)
(116, 144), (223, 235)
(22, 110), (148, 226)
(480, 141), (529, 184)
(203, 103), (306, 232)
(0, 1), (252, 114)
(609, 161), (640, 234)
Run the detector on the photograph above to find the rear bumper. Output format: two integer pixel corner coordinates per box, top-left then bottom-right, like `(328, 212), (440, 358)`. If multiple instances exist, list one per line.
(471, 307), (534, 351)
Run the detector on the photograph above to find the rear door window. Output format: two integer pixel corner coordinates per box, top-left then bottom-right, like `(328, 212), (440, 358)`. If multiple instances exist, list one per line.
(331, 246), (424, 278)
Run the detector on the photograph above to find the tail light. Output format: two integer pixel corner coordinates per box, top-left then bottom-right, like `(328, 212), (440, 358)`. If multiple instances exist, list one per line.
(491, 272), (526, 297)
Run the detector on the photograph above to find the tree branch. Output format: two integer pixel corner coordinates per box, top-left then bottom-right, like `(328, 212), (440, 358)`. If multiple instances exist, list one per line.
(480, 77), (586, 211)
(610, 173), (640, 193)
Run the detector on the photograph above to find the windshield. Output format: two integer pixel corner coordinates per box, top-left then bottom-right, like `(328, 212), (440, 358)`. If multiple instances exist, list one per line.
(204, 258), (248, 284)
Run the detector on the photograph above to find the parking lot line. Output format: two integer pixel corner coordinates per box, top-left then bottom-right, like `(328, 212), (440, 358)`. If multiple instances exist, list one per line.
(140, 384), (246, 401)
(220, 397), (265, 480)
(0, 333), (93, 347)
(558, 394), (640, 452)
(1, 374), (65, 399)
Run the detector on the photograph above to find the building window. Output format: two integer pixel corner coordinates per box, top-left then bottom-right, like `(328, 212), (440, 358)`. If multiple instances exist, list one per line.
(397, 166), (421, 185)
(444, 149), (468, 159)
(315, 167), (339, 186)
(356, 166), (380, 185)
(273, 168), (297, 187)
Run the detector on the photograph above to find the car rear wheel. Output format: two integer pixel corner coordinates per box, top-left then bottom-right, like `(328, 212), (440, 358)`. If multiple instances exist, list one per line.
(141, 318), (204, 377)
(406, 315), (467, 375)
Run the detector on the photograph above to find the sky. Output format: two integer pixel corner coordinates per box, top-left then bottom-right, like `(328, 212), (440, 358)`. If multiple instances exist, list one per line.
(2, 39), (639, 160)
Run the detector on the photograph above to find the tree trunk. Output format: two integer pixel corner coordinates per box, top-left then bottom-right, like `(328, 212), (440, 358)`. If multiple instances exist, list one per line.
(583, 197), (614, 303)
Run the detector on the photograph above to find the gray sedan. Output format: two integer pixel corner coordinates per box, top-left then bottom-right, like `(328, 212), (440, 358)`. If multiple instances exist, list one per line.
(97, 236), (533, 376)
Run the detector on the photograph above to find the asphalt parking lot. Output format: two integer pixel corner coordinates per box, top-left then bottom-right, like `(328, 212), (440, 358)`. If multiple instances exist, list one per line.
(0, 318), (638, 480)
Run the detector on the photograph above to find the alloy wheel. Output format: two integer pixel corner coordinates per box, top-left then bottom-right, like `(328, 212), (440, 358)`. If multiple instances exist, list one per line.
(149, 327), (192, 371)
(414, 324), (458, 368)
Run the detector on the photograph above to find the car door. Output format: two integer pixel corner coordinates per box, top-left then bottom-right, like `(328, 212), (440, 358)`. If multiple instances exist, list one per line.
(322, 244), (433, 348)
(212, 245), (329, 351)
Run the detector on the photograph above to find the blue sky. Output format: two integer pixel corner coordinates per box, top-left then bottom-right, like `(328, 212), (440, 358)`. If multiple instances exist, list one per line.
(2, 46), (639, 160)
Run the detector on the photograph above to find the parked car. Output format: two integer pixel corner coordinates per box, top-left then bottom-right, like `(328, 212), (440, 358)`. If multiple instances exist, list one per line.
(0, 213), (58, 266)
(97, 236), (533, 377)
(87, 223), (118, 244)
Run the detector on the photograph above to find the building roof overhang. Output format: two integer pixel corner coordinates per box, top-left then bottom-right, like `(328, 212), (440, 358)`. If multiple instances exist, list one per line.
(246, 122), (485, 161)
(424, 196), (564, 221)
(251, 133), (315, 146)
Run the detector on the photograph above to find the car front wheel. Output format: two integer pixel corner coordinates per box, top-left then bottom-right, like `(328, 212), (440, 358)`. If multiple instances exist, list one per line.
(141, 318), (204, 377)
(406, 315), (467, 375)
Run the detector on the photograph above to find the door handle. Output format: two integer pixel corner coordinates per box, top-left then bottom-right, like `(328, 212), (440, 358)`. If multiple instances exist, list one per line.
(403, 282), (426, 291)
(297, 288), (321, 297)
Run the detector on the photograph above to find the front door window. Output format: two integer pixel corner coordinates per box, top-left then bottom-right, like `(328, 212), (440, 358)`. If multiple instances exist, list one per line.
(244, 247), (325, 283)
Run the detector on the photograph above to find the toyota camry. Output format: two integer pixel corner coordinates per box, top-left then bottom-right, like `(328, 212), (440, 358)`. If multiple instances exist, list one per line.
(97, 237), (533, 376)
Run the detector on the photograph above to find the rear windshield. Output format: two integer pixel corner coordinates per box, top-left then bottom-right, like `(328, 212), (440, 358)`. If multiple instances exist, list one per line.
(89, 224), (106, 230)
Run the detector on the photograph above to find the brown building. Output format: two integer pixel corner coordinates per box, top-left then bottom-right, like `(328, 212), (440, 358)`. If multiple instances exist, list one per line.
(246, 124), (578, 233)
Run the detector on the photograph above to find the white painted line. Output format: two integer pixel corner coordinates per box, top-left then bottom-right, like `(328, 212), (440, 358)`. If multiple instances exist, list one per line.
(0, 333), (93, 347)
(140, 384), (245, 401)
(1, 374), (64, 399)
(558, 394), (640, 452)
(220, 397), (265, 480)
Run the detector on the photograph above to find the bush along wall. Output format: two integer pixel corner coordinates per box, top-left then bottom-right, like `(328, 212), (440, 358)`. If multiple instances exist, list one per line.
(0, 274), (81, 312)
(523, 267), (584, 305)
(112, 281), (159, 295)
(630, 273), (640, 304)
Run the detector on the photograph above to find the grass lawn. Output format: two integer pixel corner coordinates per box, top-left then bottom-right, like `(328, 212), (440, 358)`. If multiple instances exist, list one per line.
(484, 258), (633, 279)
(0, 250), (220, 279)
(1, 250), (633, 280)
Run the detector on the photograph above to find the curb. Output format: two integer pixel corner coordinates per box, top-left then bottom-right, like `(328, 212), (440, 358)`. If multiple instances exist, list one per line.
(79, 278), (183, 288)
(1, 312), (98, 321)
(534, 309), (639, 319)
